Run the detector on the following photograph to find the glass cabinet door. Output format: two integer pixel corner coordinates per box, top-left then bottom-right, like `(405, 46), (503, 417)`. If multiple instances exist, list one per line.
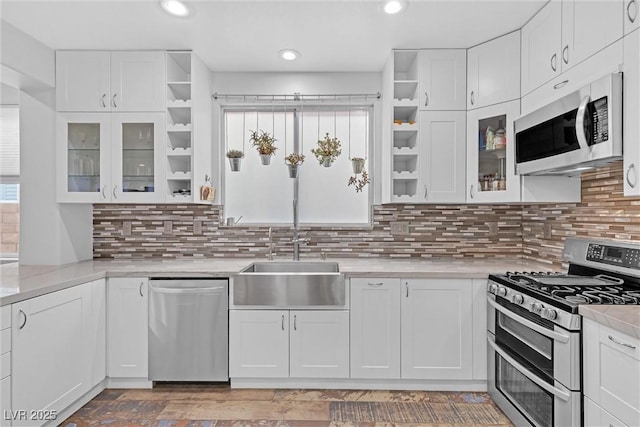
(467, 100), (521, 202)
(112, 113), (165, 202)
(58, 114), (110, 203)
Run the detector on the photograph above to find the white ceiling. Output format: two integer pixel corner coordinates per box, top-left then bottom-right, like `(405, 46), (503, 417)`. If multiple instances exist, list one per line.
(0, 0), (546, 73)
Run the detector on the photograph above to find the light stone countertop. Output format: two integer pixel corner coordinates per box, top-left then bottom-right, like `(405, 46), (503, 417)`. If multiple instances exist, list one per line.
(0, 257), (554, 306)
(579, 305), (640, 339)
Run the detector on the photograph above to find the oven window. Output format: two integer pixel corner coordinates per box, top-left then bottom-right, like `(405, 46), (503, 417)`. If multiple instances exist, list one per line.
(499, 312), (552, 358)
(515, 109), (580, 163)
(497, 354), (553, 427)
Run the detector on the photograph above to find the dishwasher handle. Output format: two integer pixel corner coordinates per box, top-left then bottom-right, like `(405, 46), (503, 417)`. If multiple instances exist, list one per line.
(150, 285), (226, 294)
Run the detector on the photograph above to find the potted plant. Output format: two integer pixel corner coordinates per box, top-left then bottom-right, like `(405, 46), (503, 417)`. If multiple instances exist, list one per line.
(249, 130), (278, 165)
(226, 149), (244, 172)
(351, 157), (365, 174)
(285, 153), (305, 178)
(311, 133), (342, 167)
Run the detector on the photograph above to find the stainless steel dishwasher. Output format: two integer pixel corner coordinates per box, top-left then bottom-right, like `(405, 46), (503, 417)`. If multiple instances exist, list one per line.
(149, 278), (229, 381)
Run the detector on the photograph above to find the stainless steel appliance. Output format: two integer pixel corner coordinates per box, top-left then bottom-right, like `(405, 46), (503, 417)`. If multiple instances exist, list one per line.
(149, 278), (229, 381)
(514, 73), (622, 176)
(487, 238), (640, 427)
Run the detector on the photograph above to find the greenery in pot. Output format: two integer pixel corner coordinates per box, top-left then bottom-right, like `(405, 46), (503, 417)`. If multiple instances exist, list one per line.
(285, 153), (305, 165)
(348, 170), (370, 193)
(226, 149), (244, 158)
(311, 133), (342, 165)
(249, 130), (278, 156)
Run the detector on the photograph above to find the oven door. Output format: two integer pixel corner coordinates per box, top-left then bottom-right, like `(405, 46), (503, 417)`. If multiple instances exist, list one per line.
(488, 333), (581, 427)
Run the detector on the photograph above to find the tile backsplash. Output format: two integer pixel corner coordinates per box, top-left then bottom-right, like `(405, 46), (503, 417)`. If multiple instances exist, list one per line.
(94, 161), (640, 265)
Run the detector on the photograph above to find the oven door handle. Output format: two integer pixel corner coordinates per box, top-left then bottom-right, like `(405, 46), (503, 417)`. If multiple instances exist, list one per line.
(488, 334), (571, 402)
(488, 297), (570, 344)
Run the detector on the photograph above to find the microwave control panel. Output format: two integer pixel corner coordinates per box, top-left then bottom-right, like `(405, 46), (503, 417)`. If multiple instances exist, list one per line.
(590, 96), (609, 145)
(587, 243), (640, 269)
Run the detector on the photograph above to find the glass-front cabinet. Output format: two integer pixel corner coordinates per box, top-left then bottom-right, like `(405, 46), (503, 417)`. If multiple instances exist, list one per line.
(466, 100), (521, 202)
(58, 113), (165, 202)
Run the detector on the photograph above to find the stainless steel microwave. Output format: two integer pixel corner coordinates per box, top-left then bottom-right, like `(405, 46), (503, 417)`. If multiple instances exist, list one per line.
(514, 73), (622, 176)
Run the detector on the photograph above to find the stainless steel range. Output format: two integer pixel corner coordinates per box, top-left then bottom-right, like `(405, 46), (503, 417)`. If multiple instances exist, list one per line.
(487, 238), (640, 427)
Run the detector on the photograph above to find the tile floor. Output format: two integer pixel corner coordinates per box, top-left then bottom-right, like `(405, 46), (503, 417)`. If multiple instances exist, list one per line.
(62, 384), (514, 427)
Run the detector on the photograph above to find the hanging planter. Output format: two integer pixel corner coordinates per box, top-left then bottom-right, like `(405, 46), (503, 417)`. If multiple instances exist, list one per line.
(351, 157), (365, 174)
(250, 130), (278, 165)
(285, 153), (305, 178)
(311, 133), (341, 167)
(226, 150), (244, 172)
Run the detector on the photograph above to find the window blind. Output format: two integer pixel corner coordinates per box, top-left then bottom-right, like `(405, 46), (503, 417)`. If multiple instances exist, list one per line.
(0, 106), (19, 184)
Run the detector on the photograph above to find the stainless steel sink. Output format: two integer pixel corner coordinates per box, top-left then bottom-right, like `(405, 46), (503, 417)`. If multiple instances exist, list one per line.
(234, 262), (344, 306)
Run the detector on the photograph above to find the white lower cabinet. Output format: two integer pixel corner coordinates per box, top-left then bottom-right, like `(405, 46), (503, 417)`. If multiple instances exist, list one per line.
(584, 318), (640, 427)
(229, 310), (349, 379)
(1, 305), (11, 427)
(401, 279), (473, 380)
(350, 278), (401, 379)
(11, 283), (92, 427)
(90, 279), (106, 387)
(107, 278), (148, 378)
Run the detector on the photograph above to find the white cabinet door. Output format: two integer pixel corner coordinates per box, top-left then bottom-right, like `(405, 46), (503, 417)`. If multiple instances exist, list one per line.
(107, 278), (148, 378)
(625, 0), (640, 34)
(561, 0), (623, 71)
(624, 30), (640, 196)
(585, 396), (629, 427)
(584, 318), (640, 427)
(466, 100), (521, 203)
(401, 279), (473, 380)
(521, 0), (562, 95)
(0, 376), (9, 427)
(419, 50), (466, 110)
(56, 51), (110, 112)
(420, 111), (466, 203)
(110, 51), (166, 112)
(12, 284), (92, 427)
(90, 279), (106, 387)
(229, 310), (289, 378)
(111, 113), (165, 202)
(471, 279), (487, 381)
(290, 310), (349, 378)
(57, 113), (112, 203)
(467, 31), (521, 109)
(350, 279), (401, 379)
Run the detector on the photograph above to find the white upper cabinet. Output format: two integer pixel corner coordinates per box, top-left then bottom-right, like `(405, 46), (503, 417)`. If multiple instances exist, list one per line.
(624, 29), (640, 196)
(467, 31), (521, 110)
(419, 50), (466, 110)
(56, 51), (165, 112)
(624, 0), (640, 34)
(521, 0), (562, 95)
(561, 0), (623, 71)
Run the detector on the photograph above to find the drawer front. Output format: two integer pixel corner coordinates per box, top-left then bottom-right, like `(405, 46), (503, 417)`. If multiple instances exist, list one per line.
(0, 352), (9, 380)
(0, 329), (10, 354)
(0, 306), (10, 330)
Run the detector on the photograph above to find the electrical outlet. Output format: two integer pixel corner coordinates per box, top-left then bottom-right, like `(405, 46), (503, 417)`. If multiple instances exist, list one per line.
(390, 222), (409, 235)
(122, 221), (131, 237)
(193, 220), (202, 235)
(164, 221), (173, 234)
(544, 223), (552, 239)
(489, 222), (498, 235)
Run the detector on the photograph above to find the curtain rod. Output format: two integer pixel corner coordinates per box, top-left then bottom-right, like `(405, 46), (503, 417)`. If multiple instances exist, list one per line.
(212, 92), (381, 101)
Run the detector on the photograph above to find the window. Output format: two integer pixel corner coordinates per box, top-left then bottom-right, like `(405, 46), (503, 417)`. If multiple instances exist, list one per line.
(0, 184), (19, 202)
(223, 107), (371, 224)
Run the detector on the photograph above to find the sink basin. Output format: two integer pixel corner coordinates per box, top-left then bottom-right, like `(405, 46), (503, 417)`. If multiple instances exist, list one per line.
(234, 261), (344, 307)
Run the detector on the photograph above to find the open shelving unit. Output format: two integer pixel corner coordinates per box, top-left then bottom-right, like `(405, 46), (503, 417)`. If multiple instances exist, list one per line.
(391, 50), (420, 202)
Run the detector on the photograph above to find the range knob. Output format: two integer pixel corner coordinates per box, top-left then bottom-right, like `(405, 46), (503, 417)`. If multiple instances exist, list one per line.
(511, 294), (524, 305)
(543, 308), (558, 320)
(496, 286), (507, 297)
(530, 302), (543, 314)
(488, 283), (498, 294)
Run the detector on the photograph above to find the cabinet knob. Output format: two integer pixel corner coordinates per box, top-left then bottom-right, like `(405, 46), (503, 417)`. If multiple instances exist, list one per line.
(627, 163), (637, 188)
(553, 80), (569, 90)
(469, 184), (475, 199)
(628, 0), (637, 23)
(470, 91), (475, 105)
(100, 94), (107, 108)
(550, 53), (557, 72)
(424, 185), (428, 199)
(293, 314), (297, 331)
(608, 334), (637, 349)
(18, 309), (27, 330)
(281, 314), (285, 331)
(562, 45), (569, 65)
(112, 93), (118, 108)
(367, 282), (384, 287)
(101, 186), (107, 199)
(112, 185), (118, 199)
(405, 282), (409, 298)
(139, 281), (144, 297)
(424, 92), (429, 107)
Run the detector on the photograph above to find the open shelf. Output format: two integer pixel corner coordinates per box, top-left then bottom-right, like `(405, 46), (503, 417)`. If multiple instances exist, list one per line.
(392, 179), (418, 198)
(167, 155), (192, 175)
(167, 82), (191, 102)
(394, 81), (419, 101)
(167, 107), (192, 126)
(167, 52), (191, 82)
(393, 106), (418, 123)
(393, 154), (418, 173)
(393, 129), (418, 149)
(394, 50), (419, 81)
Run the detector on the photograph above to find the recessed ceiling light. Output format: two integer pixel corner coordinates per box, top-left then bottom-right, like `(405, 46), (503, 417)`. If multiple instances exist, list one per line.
(384, 0), (405, 14)
(279, 49), (300, 61)
(160, 0), (190, 17)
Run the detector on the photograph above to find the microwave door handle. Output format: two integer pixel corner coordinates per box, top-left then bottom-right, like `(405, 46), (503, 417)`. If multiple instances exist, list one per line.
(487, 297), (570, 343)
(488, 335), (571, 402)
(575, 95), (591, 150)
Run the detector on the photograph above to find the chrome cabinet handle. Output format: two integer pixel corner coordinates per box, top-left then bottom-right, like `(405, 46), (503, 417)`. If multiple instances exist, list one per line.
(550, 53), (557, 72)
(575, 95), (592, 150)
(101, 185), (107, 199)
(469, 184), (475, 199)
(627, 163), (637, 188)
(608, 335), (637, 349)
(424, 185), (428, 199)
(628, 0), (637, 23)
(424, 92), (429, 107)
(470, 91), (475, 105)
(405, 282), (409, 298)
(553, 80), (569, 90)
(18, 309), (27, 330)
(281, 314), (285, 331)
(100, 94), (106, 108)
(139, 281), (144, 297)
(367, 282), (384, 287)
(112, 185), (118, 199)
(562, 45), (569, 65)
(293, 314), (297, 331)
(112, 93), (118, 108)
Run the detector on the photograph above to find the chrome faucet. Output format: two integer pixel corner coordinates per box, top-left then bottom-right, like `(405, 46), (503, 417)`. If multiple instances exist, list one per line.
(268, 227), (274, 261)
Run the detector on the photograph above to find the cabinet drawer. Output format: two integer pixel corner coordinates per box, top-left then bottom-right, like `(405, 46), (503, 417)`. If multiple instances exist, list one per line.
(0, 352), (9, 380)
(350, 278), (400, 289)
(0, 306), (10, 330)
(0, 329), (10, 354)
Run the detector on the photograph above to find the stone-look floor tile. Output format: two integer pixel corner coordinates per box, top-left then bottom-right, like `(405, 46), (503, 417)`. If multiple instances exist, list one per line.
(69, 400), (169, 420)
(119, 389), (275, 402)
(158, 401), (331, 421)
(274, 390), (461, 403)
